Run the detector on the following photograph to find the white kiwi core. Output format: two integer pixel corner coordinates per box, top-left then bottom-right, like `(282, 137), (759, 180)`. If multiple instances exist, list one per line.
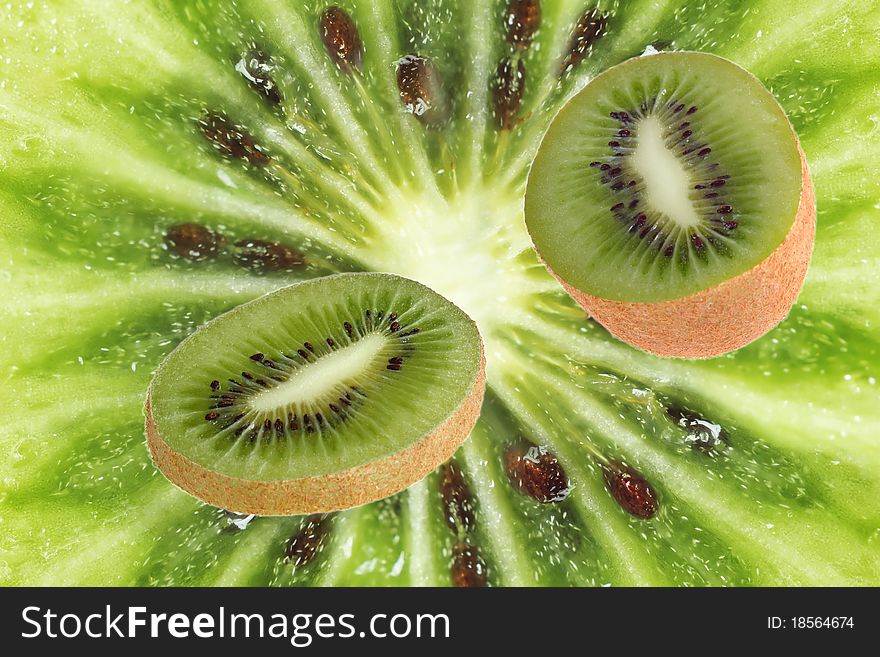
(629, 115), (701, 229)
(249, 333), (386, 412)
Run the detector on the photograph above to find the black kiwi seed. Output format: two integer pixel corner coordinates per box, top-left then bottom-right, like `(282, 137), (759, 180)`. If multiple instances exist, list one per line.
(396, 54), (448, 126)
(233, 239), (306, 273)
(560, 7), (607, 75)
(285, 514), (330, 566)
(504, 0), (541, 50)
(451, 543), (487, 587)
(235, 48), (282, 105)
(439, 462), (475, 533)
(319, 6), (362, 72)
(504, 443), (570, 503)
(210, 380), (220, 391)
(603, 462), (658, 519)
(164, 223), (225, 261)
(494, 56), (526, 130)
(197, 111), (270, 167)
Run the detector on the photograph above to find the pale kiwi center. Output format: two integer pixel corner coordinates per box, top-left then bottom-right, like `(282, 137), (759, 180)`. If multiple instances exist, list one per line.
(249, 333), (386, 412)
(630, 116), (701, 229)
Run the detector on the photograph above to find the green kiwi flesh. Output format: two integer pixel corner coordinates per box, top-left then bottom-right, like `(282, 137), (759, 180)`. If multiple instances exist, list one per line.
(2, 0), (880, 587)
(147, 272), (483, 503)
(526, 51), (803, 303)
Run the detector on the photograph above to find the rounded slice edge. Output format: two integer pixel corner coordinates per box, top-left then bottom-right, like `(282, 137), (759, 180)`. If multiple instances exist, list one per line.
(555, 146), (815, 358)
(146, 342), (485, 515)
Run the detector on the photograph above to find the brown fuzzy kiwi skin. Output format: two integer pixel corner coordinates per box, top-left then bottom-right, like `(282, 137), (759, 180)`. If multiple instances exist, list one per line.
(535, 145), (815, 359)
(145, 342), (485, 516)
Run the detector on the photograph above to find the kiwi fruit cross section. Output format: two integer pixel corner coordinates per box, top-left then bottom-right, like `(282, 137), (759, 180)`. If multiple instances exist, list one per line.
(526, 51), (815, 357)
(147, 273), (485, 516)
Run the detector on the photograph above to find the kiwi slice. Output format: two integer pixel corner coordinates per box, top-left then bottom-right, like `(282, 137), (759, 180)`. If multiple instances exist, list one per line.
(3, 1), (880, 587)
(526, 51), (815, 358)
(147, 273), (485, 515)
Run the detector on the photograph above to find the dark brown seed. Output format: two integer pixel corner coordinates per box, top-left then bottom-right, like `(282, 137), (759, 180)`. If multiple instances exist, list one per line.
(691, 234), (705, 250)
(326, 337), (336, 348)
(717, 205), (733, 214)
(698, 147), (712, 157)
(263, 419), (272, 431)
(439, 462), (475, 533)
(389, 321), (401, 332)
(386, 363), (401, 371)
(687, 105), (698, 114)
(722, 220), (738, 230)
(297, 348), (308, 359)
(389, 356), (404, 364)
(396, 54), (449, 126)
(710, 178), (726, 187)
(274, 419), (284, 434)
(504, 0), (541, 50)
(344, 321), (353, 337)
(250, 353), (264, 362)
(319, 6), (362, 71)
(233, 239), (306, 272)
(504, 444), (570, 503)
(398, 328), (420, 338)
(304, 342), (315, 353)
(236, 48), (282, 105)
(451, 543), (487, 587)
(164, 223), (225, 261)
(494, 57), (526, 130)
(560, 8), (607, 75)
(205, 411), (220, 421)
(285, 514), (330, 566)
(289, 413), (300, 431)
(197, 112), (270, 167)
(242, 371), (254, 380)
(603, 462), (658, 519)
(210, 380), (220, 391)
(329, 403), (341, 414)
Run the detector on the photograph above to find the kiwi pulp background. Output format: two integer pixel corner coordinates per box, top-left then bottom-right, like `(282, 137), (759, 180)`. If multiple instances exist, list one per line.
(1, 0), (879, 585)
